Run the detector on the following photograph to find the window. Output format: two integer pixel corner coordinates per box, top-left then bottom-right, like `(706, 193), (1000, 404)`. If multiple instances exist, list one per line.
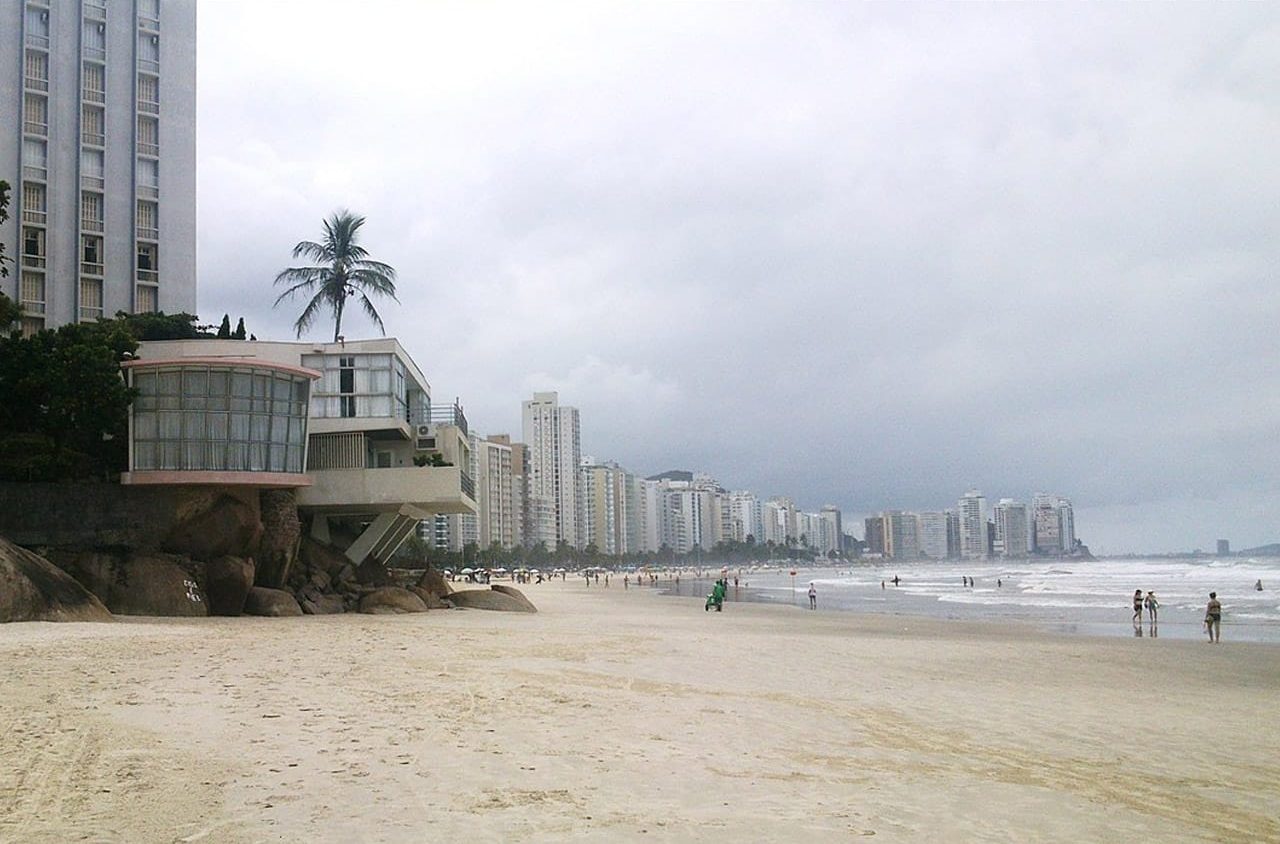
(23, 92), (47, 136)
(81, 149), (105, 189)
(136, 157), (158, 198)
(25, 6), (49, 48)
(82, 235), (103, 276)
(83, 21), (106, 60)
(22, 138), (47, 180)
(83, 62), (105, 103)
(25, 50), (48, 91)
(136, 285), (158, 314)
(137, 33), (159, 72)
(138, 0), (159, 31)
(80, 278), (104, 321)
(82, 104), (105, 146)
(137, 242), (158, 282)
(20, 271), (46, 314)
(81, 191), (104, 232)
(137, 74), (159, 112)
(22, 182), (46, 224)
(22, 228), (46, 268)
(136, 200), (158, 239)
(136, 116), (158, 157)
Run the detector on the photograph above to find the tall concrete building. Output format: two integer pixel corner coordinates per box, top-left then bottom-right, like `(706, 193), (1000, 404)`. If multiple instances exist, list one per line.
(521, 391), (582, 548)
(918, 511), (951, 560)
(883, 510), (920, 560)
(2, 0), (197, 335)
(993, 498), (1029, 558)
(958, 489), (987, 559)
(818, 506), (843, 556)
(864, 514), (886, 556)
(1032, 493), (1076, 556)
(580, 458), (633, 556)
(473, 434), (515, 550)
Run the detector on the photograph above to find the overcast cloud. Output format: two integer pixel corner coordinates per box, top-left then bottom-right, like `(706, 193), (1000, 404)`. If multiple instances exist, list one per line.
(195, 3), (1280, 553)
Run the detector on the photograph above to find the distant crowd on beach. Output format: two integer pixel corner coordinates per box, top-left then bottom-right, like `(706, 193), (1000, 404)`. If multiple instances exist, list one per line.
(1131, 588), (1234, 642)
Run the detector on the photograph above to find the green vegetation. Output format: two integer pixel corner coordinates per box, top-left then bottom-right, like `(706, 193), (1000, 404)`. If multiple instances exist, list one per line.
(0, 179), (10, 280)
(273, 210), (398, 342)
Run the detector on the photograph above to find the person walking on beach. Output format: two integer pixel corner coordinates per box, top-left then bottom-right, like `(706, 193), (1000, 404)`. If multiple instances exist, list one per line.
(808, 583), (817, 610)
(1132, 589), (1144, 624)
(892, 575), (900, 587)
(1205, 592), (1222, 643)
(1144, 591), (1159, 625)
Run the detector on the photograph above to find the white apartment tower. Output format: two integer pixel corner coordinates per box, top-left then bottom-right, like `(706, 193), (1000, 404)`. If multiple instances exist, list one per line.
(958, 489), (987, 559)
(993, 498), (1029, 558)
(1, 0), (197, 335)
(473, 434), (515, 550)
(521, 391), (583, 548)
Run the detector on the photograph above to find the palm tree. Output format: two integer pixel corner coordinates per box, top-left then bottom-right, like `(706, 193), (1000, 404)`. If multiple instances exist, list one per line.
(273, 210), (398, 341)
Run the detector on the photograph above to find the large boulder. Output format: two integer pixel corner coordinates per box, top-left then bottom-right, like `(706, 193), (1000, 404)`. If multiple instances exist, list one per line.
(244, 586), (303, 617)
(256, 489), (301, 588)
(206, 556), (255, 616)
(354, 557), (393, 587)
(300, 593), (346, 614)
(299, 535), (349, 578)
(163, 494), (262, 561)
(359, 587), (428, 614)
(52, 550), (206, 617)
(409, 585), (452, 609)
(416, 567), (454, 599)
(449, 586), (537, 613)
(0, 536), (112, 623)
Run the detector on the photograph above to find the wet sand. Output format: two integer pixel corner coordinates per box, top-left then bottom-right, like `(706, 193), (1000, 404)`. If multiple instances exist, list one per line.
(2, 581), (1278, 842)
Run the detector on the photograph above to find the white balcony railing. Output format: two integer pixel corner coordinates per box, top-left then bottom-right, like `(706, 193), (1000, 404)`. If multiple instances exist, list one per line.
(137, 226), (159, 240)
(81, 261), (104, 277)
(23, 209), (47, 225)
(84, 88), (105, 104)
(137, 142), (158, 157)
(81, 217), (103, 233)
(22, 165), (47, 181)
(25, 75), (48, 92)
(83, 131), (105, 146)
(26, 34), (49, 49)
(23, 120), (47, 136)
(137, 268), (158, 283)
(137, 99), (159, 114)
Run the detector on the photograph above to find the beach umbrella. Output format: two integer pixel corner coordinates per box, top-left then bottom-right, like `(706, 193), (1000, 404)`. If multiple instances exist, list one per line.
(460, 567), (475, 574)
(530, 568), (540, 573)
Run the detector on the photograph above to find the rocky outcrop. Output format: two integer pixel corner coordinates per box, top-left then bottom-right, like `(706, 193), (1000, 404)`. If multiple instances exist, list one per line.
(299, 535), (349, 578)
(448, 586), (537, 613)
(256, 489), (301, 588)
(300, 591), (346, 614)
(410, 585), (452, 609)
(244, 586), (303, 617)
(206, 556), (255, 616)
(359, 587), (428, 614)
(0, 536), (112, 623)
(416, 567), (454, 599)
(50, 550), (206, 617)
(163, 494), (262, 562)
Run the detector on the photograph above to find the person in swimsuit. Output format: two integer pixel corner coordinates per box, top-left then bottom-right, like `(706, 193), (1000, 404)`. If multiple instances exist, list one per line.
(808, 583), (817, 610)
(1144, 591), (1159, 625)
(1205, 592), (1222, 643)
(1132, 589), (1144, 624)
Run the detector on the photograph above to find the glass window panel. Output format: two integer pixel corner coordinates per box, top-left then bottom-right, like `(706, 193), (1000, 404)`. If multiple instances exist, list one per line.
(157, 371), (180, 394)
(248, 443), (265, 471)
(272, 399), (289, 417)
(208, 412), (228, 441)
(230, 397), (250, 412)
(134, 372), (157, 396)
(273, 376), (291, 400)
(367, 396), (391, 417)
(251, 414), (269, 443)
(158, 394), (180, 410)
(288, 416), (304, 446)
(370, 369), (391, 393)
(135, 442), (156, 470)
(226, 443), (247, 471)
(231, 372), (252, 397)
(161, 442), (180, 470)
(269, 444), (286, 472)
(183, 441), (203, 470)
(208, 371), (228, 396)
(134, 411), (157, 440)
(270, 416), (287, 444)
(183, 412), (205, 439)
(208, 442), (228, 471)
(292, 380), (308, 402)
(253, 374), (270, 398)
(287, 445), (303, 473)
(183, 370), (207, 396)
(136, 395), (157, 411)
(158, 412), (181, 439)
(230, 413), (250, 440)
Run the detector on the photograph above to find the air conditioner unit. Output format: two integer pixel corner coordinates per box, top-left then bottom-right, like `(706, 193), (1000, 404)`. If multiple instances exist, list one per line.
(415, 425), (431, 438)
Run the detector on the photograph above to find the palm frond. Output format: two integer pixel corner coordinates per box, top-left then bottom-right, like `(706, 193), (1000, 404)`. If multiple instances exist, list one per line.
(291, 240), (331, 263)
(348, 268), (399, 300)
(291, 291), (329, 338)
(273, 267), (330, 305)
(356, 292), (387, 335)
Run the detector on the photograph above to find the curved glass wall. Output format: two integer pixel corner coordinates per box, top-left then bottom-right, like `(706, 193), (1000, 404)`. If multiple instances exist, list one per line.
(131, 364), (310, 474)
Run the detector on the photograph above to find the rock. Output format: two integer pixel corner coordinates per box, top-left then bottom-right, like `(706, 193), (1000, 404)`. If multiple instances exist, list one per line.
(358, 587), (428, 614)
(337, 563), (356, 584)
(354, 557), (393, 587)
(415, 567), (454, 598)
(300, 593), (345, 615)
(308, 568), (332, 592)
(257, 489), (301, 588)
(243, 586), (303, 617)
(163, 494), (263, 561)
(299, 535), (349, 577)
(409, 585), (451, 610)
(0, 536), (112, 623)
(490, 584), (539, 613)
(448, 586), (537, 613)
(206, 556), (255, 616)
(53, 550), (206, 617)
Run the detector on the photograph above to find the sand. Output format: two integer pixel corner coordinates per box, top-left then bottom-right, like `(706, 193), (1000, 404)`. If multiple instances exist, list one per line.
(2, 581), (1278, 843)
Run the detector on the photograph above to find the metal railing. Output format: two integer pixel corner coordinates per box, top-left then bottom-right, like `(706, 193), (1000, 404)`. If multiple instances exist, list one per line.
(137, 141), (158, 157)
(428, 403), (469, 437)
(22, 165), (47, 181)
(26, 34), (49, 49)
(139, 15), (159, 32)
(84, 88), (106, 104)
(137, 226), (159, 240)
(22, 254), (47, 269)
(81, 217), (103, 232)
(23, 209), (47, 225)
(81, 261), (104, 276)
(137, 184), (158, 199)
(25, 75), (48, 92)
(460, 470), (476, 500)
(23, 120), (47, 136)
(137, 268), (158, 283)
(84, 46), (106, 61)
(81, 174), (105, 190)
(138, 58), (159, 73)
(137, 99), (159, 114)
(83, 131), (105, 146)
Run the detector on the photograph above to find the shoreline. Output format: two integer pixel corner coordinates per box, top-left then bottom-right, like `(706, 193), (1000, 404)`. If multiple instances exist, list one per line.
(3, 581), (1279, 842)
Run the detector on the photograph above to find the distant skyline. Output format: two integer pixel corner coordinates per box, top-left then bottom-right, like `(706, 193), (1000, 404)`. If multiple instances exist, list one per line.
(195, 3), (1280, 553)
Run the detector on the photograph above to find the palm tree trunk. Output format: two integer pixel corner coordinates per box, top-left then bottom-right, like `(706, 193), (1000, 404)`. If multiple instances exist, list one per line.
(333, 296), (345, 342)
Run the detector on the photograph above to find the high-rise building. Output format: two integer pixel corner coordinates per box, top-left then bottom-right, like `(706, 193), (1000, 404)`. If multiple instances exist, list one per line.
(958, 489), (987, 559)
(472, 434), (514, 550)
(918, 511), (951, 560)
(729, 491), (765, 544)
(883, 510), (920, 560)
(580, 458), (633, 556)
(819, 506), (843, 555)
(1217, 539), (1230, 556)
(2, 0), (197, 335)
(864, 514), (886, 556)
(993, 498), (1029, 558)
(522, 391), (583, 548)
(1032, 493), (1076, 556)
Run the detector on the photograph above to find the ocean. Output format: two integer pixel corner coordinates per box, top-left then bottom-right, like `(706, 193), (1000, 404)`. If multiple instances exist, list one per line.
(664, 557), (1280, 643)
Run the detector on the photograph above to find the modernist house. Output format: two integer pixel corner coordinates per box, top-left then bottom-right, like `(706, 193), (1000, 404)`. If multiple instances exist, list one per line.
(122, 338), (477, 566)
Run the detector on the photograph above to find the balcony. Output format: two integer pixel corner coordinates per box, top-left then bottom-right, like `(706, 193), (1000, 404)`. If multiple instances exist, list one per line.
(139, 15), (159, 32)
(137, 184), (159, 199)
(22, 165), (46, 181)
(137, 99), (159, 114)
(25, 75), (48, 92)
(138, 58), (159, 74)
(428, 403), (469, 437)
(23, 208), (47, 225)
(22, 254), (46, 269)
(82, 217), (103, 233)
(83, 131), (105, 147)
(81, 261), (103, 277)
(297, 465), (478, 516)
(137, 225), (159, 240)
(26, 33), (49, 49)
(23, 119), (47, 137)
(137, 268), (158, 283)
(137, 141), (159, 157)
(84, 88), (105, 104)
(82, 174), (105, 190)
(84, 46), (106, 62)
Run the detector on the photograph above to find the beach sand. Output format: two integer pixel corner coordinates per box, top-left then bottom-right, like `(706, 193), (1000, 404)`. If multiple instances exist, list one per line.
(2, 582), (1278, 843)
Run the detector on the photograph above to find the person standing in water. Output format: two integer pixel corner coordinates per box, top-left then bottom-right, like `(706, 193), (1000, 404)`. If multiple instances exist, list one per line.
(1144, 591), (1159, 625)
(1205, 592), (1222, 643)
(1132, 589), (1144, 624)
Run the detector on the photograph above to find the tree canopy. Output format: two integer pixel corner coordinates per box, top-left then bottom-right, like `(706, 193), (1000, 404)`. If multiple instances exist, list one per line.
(273, 211), (398, 341)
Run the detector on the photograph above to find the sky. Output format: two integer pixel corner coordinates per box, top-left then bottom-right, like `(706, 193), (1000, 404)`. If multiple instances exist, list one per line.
(195, 3), (1280, 554)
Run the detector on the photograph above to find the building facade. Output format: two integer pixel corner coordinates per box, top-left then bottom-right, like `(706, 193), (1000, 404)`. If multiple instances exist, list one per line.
(2, 0), (197, 334)
(958, 489), (987, 559)
(993, 498), (1029, 558)
(521, 391), (583, 548)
